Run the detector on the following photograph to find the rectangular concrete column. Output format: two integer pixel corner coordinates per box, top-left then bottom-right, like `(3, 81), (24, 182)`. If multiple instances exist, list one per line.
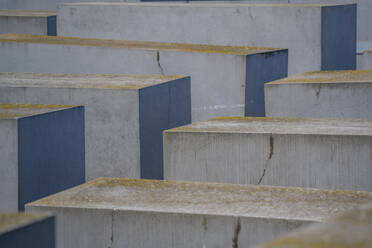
(0, 212), (55, 248)
(0, 103), (85, 212)
(265, 70), (372, 118)
(255, 205), (372, 248)
(0, 73), (191, 180)
(25, 178), (372, 248)
(57, 2), (356, 75)
(0, 34), (288, 121)
(164, 117), (372, 191)
(0, 10), (56, 35)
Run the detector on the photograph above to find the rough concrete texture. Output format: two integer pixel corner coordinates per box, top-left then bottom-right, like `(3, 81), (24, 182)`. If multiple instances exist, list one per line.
(255, 204), (372, 248)
(58, 2), (356, 75)
(0, 103), (85, 212)
(0, 72), (190, 180)
(358, 50), (372, 70)
(265, 70), (372, 118)
(0, 34), (287, 121)
(0, 10), (56, 36)
(164, 117), (372, 191)
(26, 177), (372, 248)
(0, 212), (55, 248)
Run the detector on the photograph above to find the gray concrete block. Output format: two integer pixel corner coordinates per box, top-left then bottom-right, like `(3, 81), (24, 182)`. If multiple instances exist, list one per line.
(358, 49), (372, 70)
(57, 2), (356, 75)
(265, 70), (372, 118)
(255, 204), (372, 248)
(0, 34), (288, 121)
(25, 177), (372, 248)
(164, 117), (372, 191)
(0, 10), (56, 36)
(0, 212), (55, 248)
(0, 103), (85, 212)
(0, 72), (191, 180)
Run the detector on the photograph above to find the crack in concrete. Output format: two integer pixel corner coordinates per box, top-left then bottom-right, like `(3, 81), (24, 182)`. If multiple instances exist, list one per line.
(109, 210), (114, 248)
(257, 135), (274, 185)
(232, 217), (241, 248)
(315, 84), (322, 100)
(156, 50), (165, 75)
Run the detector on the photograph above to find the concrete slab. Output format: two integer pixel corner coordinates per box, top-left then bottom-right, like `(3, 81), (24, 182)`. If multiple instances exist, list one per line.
(255, 204), (372, 248)
(58, 2), (356, 75)
(164, 117), (372, 191)
(265, 70), (372, 118)
(357, 49), (372, 70)
(0, 72), (191, 180)
(0, 103), (85, 212)
(0, 34), (288, 121)
(25, 177), (372, 248)
(0, 212), (55, 248)
(0, 10), (56, 36)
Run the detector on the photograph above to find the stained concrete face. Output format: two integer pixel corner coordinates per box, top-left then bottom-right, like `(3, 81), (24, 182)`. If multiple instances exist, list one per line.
(57, 3), (355, 75)
(0, 212), (55, 248)
(0, 10), (56, 36)
(0, 34), (287, 121)
(0, 73), (190, 180)
(0, 103), (85, 212)
(357, 50), (372, 70)
(255, 205), (372, 248)
(164, 117), (372, 191)
(25, 177), (372, 248)
(265, 70), (372, 118)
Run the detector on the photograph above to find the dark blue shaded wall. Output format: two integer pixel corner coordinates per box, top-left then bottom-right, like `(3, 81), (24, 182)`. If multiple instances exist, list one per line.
(47, 16), (57, 36)
(245, 50), (288, 116)
(321, 4), (356, 70)
(139, 77), (191, 179)
(0, 215), (55, 248)
(17, 107), (85, 210)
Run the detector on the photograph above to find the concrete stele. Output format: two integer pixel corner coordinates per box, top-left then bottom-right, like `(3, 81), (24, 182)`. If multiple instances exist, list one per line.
(255, 205), (372, 248)
(0, 212), (55, 248)
(57, 2), (356, 75)
(0, 72), (191, 180)
(164, 116), (372, 191)
(357, 49), (372, 70)
(0, 10), (56, 36)
(0, 34), (288, 121)
(25, 177), (372, 248)
(0, 103), (85, 212)
(265, 70), (372, 118)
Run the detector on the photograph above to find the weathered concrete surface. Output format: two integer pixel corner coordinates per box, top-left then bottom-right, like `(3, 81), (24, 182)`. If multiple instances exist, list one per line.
(0, 103), (85, 212)
(0, 0), (139, 11)
(358, 50), (372, 70)
(255, 204), (372, 248)
(58, 2), (356, 75)
(0, 10), (56, 36)
(0, 212), (55, 248)
(164, 117), (372, 191)
(0, 72), (191, 180)
(26, 177), (372, 248)
(265, 70), (372, 118)
(0, 34), (288, 121)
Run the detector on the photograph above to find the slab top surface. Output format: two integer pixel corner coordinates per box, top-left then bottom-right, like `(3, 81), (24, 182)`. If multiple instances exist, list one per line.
(256, 205), (372, 248)
(0, 103), (78, 119)
(61, 2), (351, 8)
(0, 34), (283, 55)
(26, 178), (372, 222)
(268, 70), (372, 85)
(0, 10), (56, 17)
(0, 72), (186, 90)
(0, 212), (53, 235)
(167, 117), (372, 136)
